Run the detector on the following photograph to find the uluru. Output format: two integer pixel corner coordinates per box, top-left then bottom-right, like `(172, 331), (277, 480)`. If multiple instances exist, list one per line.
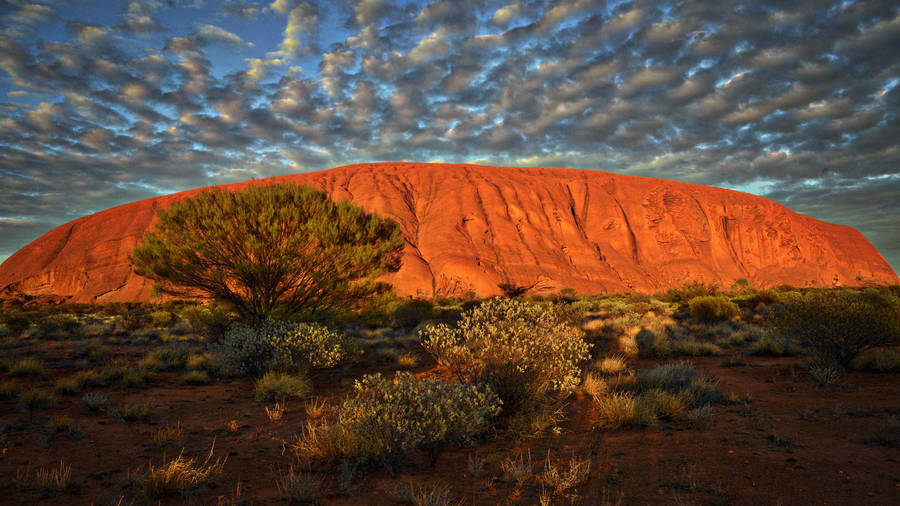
(0, 162), (895, 303)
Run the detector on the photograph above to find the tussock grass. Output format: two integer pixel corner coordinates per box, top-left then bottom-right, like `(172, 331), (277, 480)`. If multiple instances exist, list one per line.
(276, 466), (323, 504)
(255, 372), (311, 402)
(9, 357), (45, 377)
(500, 449), (533, 485)
(18, 388), (55, 411)
(388, 479), (455, 506)
(139, 444), (226, 498)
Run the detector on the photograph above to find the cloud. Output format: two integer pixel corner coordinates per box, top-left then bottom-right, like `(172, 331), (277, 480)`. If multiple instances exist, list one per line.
(0, 0), (898, 273)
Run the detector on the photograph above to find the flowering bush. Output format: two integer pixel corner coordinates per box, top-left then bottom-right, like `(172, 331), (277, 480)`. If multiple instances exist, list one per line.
(296, 372), (500, 472)
(212, 320), (358, 376)
(420, 298), (590, 417)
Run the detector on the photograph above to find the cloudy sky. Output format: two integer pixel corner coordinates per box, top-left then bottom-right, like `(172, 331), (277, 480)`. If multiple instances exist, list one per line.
(1, 0), (898, 272)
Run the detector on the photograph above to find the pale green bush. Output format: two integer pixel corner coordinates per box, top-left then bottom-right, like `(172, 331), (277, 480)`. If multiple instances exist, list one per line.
(688, 296), (739, 323)
(298, 372), (500, 472)
(420, 298), (590, 417)
(212, 320), (358, 376)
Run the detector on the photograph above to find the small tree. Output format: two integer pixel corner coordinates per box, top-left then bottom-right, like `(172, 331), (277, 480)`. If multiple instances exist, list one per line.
(132, 183), (405, 321)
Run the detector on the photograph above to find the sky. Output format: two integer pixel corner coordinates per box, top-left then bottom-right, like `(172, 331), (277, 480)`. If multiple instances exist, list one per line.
(0, 0), (898, 272)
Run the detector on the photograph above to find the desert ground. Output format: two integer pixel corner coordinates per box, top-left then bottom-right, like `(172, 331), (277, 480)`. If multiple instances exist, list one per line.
(1, 288), (898, 505)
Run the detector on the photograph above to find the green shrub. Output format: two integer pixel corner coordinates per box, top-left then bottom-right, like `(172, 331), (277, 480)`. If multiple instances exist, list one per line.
(304, 372), (500, 472)
(749, 335), (800, 356)
(420, 298), (590, 418)
(71, 340), (107, 365)
(659, 281), (718, 303)
(213, 320), (358, 377)
(669, 339), (723, 357)
(119, 310), (152, 331)
(142, 345), (190, 371)
(688, 296), (739, 323)
(255, 372), (311, 402)
(850, 348), (900, 372)
(2, 310), (31, 335)
(37, 314), (81, 336)
(150, 311), (174, 326)
(772, 290), (900, 367)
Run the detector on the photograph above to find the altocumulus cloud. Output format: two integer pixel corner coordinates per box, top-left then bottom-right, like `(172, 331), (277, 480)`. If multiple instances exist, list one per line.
(0, 0), (898, 271)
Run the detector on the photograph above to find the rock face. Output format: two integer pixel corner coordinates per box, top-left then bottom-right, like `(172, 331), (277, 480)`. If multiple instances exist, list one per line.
(0, 163), (896, 302)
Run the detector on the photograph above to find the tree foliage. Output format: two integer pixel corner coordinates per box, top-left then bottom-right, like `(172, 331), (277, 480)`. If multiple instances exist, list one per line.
(132, 183), (405, 321)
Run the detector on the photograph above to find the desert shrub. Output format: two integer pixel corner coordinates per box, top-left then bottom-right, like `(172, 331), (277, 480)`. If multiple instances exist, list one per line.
(2, 310), (31, 335)
(212, 320), (357, 377)
(138, 345), (190, 372)
(807, 361), (841, 385)
(297, 372), (500, 473)
(749, 334), (800, 356)
(149, 311), (174, 326)
(119, 310), (152, 331)
(635, 328), (669, 357)
(71, 339), (107, 365)
(255, 372), (311, 402)
(688, 296), (739, 323)
(37, 314), (81, 336)
(669, 339), (723, 357)
(392, 299), (432, 329)
(772, 290), (900, 367)
(420, 298), (590, 419)
(659, 281), (718, 303)
(850, 348), (900, 372)
(110, 402), (152, 422)
(82, 392), (109, 412)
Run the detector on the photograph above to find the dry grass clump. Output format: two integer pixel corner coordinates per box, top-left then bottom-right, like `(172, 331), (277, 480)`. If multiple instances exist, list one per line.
(139, 445), (226, 498)
(18, 388), (55, 411)
(255, 372), (311, 402)
(388, 479), (455, 506)
(594, 354), (628, 376)
(55, 370), (102, 394)
(17, 461), (73, 497)
(276, 466), (324, 504)
(180, 370), (211, 385)
(110, 402), (152, 422)
(396, 352), (419, 369)
(580, 372), (607, 400)
(303, 397), (328, 419)
(266, 402), (286, 423)
(46, 416), (84, 440)
(151, 421), (184, 447)
(594, 362), (720, 429)
(500, 448), (533, 485)
(538, 451), (590, 495)
(9, 357), (45, 377)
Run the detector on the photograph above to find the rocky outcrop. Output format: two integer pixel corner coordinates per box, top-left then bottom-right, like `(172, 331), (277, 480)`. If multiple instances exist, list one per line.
(0, 163), (896, 302)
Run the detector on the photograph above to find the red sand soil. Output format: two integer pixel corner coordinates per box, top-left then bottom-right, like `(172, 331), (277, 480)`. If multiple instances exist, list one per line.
(1, 342), (898, 505)
(1, 163), (896, 303)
